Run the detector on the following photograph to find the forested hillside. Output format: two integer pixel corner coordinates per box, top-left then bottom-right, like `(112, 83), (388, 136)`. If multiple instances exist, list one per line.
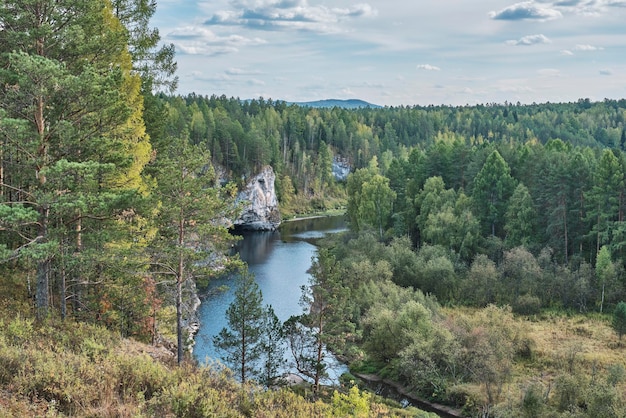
(3, 0), (626, 416)
(160, 93), (626, 415)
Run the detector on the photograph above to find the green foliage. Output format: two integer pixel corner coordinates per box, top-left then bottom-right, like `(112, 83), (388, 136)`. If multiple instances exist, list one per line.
(612, 301), (626, 342)
(505, 183), (537, 249)
(213, 269), (266, 383)
(472, 150), (516, 238)
(4, 318), (429, 416)
(0, 0), (156, 324)
(331, 386), (371, 417)
(3, 315), (33, 346)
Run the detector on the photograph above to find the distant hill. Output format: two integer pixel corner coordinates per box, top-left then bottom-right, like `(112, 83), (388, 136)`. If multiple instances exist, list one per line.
(292, 99), (382, 109)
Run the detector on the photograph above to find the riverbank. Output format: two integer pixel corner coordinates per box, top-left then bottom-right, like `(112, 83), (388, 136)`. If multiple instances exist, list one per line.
(354, 373), (463, 418)
(282, 209), (346, 223)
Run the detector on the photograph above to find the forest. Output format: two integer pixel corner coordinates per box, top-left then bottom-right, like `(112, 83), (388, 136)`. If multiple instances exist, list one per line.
(3, 0), (626, 417)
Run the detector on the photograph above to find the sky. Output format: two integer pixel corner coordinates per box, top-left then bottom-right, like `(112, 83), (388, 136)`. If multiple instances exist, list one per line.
(152, 0), (626, 107)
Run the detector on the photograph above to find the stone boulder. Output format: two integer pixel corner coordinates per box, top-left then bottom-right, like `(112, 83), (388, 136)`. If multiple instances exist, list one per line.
(234, 166), (281, 230)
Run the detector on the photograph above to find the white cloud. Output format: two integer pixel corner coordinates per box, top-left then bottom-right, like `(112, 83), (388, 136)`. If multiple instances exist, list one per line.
(167, 26), (266, 56)
(203, 0), (377, 34)
(226, 68), (263, 75)
(506, 34), (552, 46)
(417, 64), (441, 71)
(560, 49), (574, 55)
(489, 2), (563, 21)
(574, 44), (604, 51)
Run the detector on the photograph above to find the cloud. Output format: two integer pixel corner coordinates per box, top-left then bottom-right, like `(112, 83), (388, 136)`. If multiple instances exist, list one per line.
(417, 64), (441, 71)
(204, 0), (377, 33)
(560, 49), (574, 55)
(574, 44), (604, 51)
(225, 68), (263, 75)
(167, 26), (266, 55)
(489, 1), (563, 21)
(506, 34), (552, 46)
(553, 0), (582, 6)
(600, 69), (613, 75)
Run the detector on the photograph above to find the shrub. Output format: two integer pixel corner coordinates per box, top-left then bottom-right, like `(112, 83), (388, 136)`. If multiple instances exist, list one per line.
(446, 384), (485, 416)
(513, 294), (542, 316)
(5, 316), (33, 346)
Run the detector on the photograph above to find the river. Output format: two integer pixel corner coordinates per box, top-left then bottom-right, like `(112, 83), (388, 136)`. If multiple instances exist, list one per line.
(194, 215), (349, 383)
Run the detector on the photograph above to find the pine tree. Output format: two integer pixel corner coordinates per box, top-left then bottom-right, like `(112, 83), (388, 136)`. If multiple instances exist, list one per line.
(213, 269), (265, 383)
(293, 248), (348, 394)
(110, 0), (178, 92)
(149, 109), (239, 364)
(0, 0), (153, 320)
(259, 305), (286, 387)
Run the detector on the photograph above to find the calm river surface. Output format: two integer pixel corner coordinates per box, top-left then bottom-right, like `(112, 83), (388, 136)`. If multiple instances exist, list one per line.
(194, 215), (348, 382)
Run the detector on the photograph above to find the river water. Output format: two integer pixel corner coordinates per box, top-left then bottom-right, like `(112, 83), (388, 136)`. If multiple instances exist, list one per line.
(194, 215), (349, 383)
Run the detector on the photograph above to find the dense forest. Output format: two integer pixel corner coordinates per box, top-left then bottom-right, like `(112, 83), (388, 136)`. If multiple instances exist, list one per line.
(3, 0), (626, 417)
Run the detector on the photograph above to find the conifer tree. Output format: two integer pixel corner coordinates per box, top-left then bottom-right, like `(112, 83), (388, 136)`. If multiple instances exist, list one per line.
(472, 150), (516, 238)
(214, 270), (265, 383)
(0, 0), (153, 320)
(148, 106), (239, 364)
(505, 183), (537, 249)
(259, 305), (286, 387)
(612, 301), (626, 344)
(289, 248), (348, 394)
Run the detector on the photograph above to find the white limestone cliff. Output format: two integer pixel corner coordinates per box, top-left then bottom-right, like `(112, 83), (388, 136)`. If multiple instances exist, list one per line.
(234, 166), (281, 230)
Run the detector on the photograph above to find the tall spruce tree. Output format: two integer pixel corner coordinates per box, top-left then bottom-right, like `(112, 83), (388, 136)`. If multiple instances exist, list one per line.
(505, 183), (537, 249)
(472, 150), (516, 238)
(586, 150), (625, 255)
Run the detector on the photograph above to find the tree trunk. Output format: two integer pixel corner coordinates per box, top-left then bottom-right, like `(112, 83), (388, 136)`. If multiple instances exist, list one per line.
(176, 212), (185, 365)
(35, 204), (50, 319)
(176, 275), (183, 364)
(563, 199), (569, 265)
(314, 309), (324, 394)
(600, 283), (605, 314)
(60, 238), (66, 320)
(241, 325), (246, 383)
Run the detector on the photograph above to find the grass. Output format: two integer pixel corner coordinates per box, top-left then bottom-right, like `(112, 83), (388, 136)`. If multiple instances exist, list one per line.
(525, 313), (625, 373)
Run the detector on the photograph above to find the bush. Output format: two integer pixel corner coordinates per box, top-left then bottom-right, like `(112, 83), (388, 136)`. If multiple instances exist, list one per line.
(513, 294), (542, 316)
(115, 354), (171, 400)
(5, 316), (33, 346)
(446, 384), (485, 416)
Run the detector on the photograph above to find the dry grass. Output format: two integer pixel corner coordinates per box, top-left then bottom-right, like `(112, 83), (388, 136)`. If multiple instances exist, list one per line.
(526, 314), (626, 372)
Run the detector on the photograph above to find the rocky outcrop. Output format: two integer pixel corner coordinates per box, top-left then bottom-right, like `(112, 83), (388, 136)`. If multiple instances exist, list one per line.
(332, 156), (351, 181)
(234, 166), (281, 230)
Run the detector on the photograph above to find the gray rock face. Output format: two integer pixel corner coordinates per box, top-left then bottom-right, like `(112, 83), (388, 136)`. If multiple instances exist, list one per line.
(333, 156), (351, 181)
(234, 166), (281, 230)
